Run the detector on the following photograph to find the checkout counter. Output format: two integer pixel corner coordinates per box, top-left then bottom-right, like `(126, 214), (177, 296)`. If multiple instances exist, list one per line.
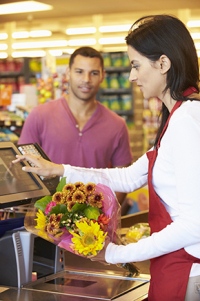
(0, 212), (150, 301)
(0, 142), (150, 301)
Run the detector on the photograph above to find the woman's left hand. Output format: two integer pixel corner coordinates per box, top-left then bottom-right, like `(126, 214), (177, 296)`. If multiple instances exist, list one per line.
(89, 236), (110, 264)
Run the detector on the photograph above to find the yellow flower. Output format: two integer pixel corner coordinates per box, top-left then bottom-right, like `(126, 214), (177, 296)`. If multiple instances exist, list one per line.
(38, 229), (54, 242)
(62, 183), (76, 195)
(35, 209), (47, 231)
(52, 191), (64, 203)
(46, 221), (64, 237)
(67, 200), (76, 211)
(85, 182), (96, 195)
(74, 182), (85, 192)
(88, 193), (103, 208)
(70, 220), (107, 256)
(34, 209), (54, 242)
(72, 190), (86, 203)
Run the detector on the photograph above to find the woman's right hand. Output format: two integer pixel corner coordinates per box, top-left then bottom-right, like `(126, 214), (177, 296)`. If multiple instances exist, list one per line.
(12, 154), (64, 177)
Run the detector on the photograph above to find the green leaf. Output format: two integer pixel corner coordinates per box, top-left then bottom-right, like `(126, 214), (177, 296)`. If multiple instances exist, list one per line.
(84, 206), (100, 220)
(56, 177), (67, 192)
(35, 195), (52, 211)
(50, 204), (67, 214)
(61, 212), (72, 221)
(71, 203), (87, 212)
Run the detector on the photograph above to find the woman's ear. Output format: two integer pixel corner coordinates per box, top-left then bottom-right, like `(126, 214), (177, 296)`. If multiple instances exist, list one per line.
(159, 55), (171, 74)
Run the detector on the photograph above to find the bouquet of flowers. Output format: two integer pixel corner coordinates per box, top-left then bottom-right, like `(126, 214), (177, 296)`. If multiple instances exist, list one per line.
(24, 177), (121, 258)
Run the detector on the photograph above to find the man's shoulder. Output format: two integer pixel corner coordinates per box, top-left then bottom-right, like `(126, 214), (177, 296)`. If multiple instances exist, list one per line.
(31, 97), (65, 114)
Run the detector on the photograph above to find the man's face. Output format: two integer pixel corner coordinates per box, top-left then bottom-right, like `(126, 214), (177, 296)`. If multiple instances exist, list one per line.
(68, 54), (105, 101)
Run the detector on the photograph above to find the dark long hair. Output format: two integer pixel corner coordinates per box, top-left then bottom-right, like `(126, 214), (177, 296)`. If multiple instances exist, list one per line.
(125, 15), (200, 146)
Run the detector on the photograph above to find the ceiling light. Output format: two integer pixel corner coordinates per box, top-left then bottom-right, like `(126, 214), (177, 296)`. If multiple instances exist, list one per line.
(48, 49), (63, 56)
(194, 42), (200, 49)
(191, 32), (200, 40)
(66, 27), (96, 35)
(68, 38), (96, 46)
(0, 52), (8, 59)
(62, 48), (76, 54)
(99, 25), (131, 33)
(12, 31), (29, 39)
(12, 40), (68, 49)
(30, 30), (52, 37)
(98, 37), (125, 45)
(0, 44), (8, 50)
(103, 46), (127, 52)
(12, 30), (52, 39)
(187, 20), (200, 28)
(0, 33), (8, 40)
(12, 50), (46, 58)
(0, 1), (52, 15)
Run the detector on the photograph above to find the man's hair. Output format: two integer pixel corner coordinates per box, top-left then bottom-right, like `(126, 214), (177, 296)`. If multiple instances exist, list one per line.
(69, 46), (104, 70)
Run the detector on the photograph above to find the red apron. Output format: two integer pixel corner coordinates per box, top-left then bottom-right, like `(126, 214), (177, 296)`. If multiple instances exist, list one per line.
(146, 88), (200, 301)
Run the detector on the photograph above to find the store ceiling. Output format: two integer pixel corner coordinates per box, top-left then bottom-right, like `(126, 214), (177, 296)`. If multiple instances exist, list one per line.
(0, 0), (200, 24)
(1, 0), (200, 57)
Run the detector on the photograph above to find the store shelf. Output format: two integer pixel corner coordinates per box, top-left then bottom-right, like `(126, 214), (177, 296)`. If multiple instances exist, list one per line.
(0, 57), (41, 93)
(103, 66), (131, 73)
(100, 88), (132, 94)
(99, 51), (133, 124)
(0, 58), (41, 141)
(0, 110), (24, 142)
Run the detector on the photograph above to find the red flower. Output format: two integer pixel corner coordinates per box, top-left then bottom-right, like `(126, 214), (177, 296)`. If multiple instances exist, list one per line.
(98, 214), (109, 225)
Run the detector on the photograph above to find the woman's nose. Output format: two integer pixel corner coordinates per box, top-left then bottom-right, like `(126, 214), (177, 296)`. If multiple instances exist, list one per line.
(129, 69), (137, 82)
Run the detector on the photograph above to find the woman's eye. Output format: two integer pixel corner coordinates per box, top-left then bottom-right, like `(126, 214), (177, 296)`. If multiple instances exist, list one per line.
(132, 65), (139, 70)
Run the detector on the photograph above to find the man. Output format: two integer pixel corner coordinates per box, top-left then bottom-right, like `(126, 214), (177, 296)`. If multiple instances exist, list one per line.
(18, 46), (132, 207)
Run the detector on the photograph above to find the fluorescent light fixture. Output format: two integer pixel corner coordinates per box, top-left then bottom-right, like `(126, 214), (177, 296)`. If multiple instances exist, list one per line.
(66, 27), (96, 35)
(0, 1), (52, 15)
(63, 48), (76, 54)
(68, 38), (96, 46)
(0, 44), (8, 50)
(99, 24), (131, 33)
(191, 32), (200, 40)
(0, 52), (8, 59)
(48, 49), (63, 56)
(12, 31), (29, 39)
(12, 40), (68, 49)
(98, 37), (125, 45)
(12, 50), (46, 58)
(30, 30), (52, 37)
(194, 42), (200, 49)
(187, 20), (200, 28)
(0, 33), (8, 40)
(12, 30), (52, 39)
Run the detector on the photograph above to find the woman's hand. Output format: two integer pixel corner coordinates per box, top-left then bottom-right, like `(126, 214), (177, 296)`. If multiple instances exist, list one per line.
(12, 154), (64, 177)
(89, 237), (110, 264)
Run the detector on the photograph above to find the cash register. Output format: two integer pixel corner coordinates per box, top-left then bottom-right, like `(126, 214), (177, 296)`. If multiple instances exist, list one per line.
(0, 142), (150, 301)
(0, 141), (64, 287)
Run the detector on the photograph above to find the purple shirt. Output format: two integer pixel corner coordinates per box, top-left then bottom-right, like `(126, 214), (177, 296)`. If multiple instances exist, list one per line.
(18, 97), (132, 167)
